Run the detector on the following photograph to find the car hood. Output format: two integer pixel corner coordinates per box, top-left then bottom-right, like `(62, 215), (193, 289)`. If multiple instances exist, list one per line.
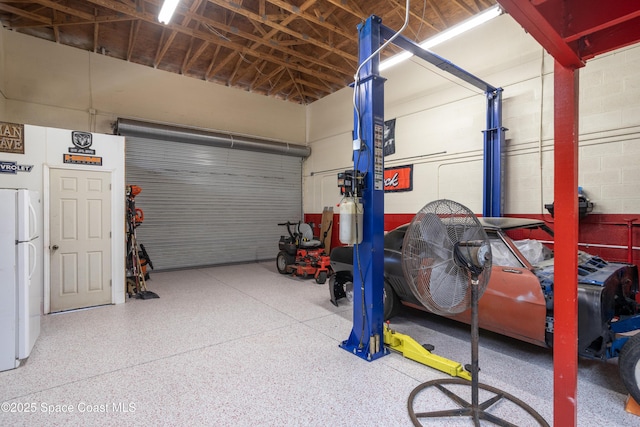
(534, 251), (628, 286)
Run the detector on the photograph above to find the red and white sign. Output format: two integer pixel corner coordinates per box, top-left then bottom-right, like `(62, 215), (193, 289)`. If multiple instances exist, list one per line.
(384, 165), (413, 192)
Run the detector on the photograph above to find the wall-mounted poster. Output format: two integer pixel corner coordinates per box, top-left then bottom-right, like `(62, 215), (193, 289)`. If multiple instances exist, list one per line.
(384, 164), (413, 192)
(383, 118), (395, 156)
(0, 122), (24, 154)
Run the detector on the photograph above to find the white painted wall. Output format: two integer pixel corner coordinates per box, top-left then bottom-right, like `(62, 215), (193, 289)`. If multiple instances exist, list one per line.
(0, 125), (125, 309)
(2, 15), (640, 219)
(304, 14), (640, 217)
(0, 29), (306, 144)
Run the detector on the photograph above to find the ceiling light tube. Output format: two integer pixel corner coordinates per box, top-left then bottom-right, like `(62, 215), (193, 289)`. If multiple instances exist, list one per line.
(158, 0), (180, 25)
(380, 5), (503, 72)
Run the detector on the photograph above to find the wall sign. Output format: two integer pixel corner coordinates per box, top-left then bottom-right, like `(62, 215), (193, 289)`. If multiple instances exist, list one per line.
(64, 131), (102, 165)
(70, 131), (95, 154)
(63, 154), (102, 166)
(383, 118), (396, 157)
(0, 122), (25, 154)
(0, 160), (33, 174)
(384, 164), (413, 193)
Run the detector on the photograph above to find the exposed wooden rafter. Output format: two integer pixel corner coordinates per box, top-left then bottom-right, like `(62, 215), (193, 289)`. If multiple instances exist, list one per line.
(0, 0), (498, 104)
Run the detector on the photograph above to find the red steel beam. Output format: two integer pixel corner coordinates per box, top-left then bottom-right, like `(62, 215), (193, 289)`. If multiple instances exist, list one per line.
(497, 0), (584, 68)
(577, 15), (640, 61)
(553, 61), (580, 427)
(563, 0), (640, 43)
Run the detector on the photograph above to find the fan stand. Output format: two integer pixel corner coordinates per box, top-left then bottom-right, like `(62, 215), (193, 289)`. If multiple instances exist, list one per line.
(407, 275), (549, 427)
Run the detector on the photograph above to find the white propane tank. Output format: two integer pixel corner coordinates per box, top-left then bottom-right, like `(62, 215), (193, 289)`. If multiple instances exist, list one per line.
(339, 197), (363, 245)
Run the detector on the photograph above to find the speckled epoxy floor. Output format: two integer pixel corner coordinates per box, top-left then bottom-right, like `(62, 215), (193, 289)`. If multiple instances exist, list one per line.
(0, 261), (637, 426)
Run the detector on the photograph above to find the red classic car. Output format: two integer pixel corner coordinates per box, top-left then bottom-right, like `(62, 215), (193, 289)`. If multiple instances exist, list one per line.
(329, 217), (640, 403)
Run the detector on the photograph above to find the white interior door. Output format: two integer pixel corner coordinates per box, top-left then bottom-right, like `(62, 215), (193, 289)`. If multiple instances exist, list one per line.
(50, 169), (112, 312)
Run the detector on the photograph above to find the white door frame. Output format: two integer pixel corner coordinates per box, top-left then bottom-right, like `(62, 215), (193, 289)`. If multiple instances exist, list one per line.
(43, 165), (123, 314)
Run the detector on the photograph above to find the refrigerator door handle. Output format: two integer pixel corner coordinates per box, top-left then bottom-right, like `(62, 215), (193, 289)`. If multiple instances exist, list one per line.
(28, 201), (38, 239)
(27, 241), (37, 279)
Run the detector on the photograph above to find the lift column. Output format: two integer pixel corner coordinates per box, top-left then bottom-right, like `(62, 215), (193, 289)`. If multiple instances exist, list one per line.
(340, 15), (387, 362)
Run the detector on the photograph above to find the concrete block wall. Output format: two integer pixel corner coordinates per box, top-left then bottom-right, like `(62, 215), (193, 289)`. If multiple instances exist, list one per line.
(304, 14), (640, 263)
(577, 46), (640, 214)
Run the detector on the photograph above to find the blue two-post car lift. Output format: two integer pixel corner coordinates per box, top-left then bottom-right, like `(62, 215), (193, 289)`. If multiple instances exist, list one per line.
(342, 15), (505, 362)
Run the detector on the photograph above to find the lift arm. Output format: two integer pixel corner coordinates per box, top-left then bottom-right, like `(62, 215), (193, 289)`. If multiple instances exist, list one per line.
(384, 324), (472, 381)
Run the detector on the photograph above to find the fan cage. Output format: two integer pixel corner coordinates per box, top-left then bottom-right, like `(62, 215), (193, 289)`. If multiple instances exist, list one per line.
(402, 200), (491, 315)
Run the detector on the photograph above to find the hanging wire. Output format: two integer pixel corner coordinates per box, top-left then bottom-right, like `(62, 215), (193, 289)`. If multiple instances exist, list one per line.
(352, 0), (411, 144)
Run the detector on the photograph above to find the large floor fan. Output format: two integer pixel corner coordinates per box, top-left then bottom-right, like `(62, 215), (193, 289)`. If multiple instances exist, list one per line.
(402, 199), (548, 426)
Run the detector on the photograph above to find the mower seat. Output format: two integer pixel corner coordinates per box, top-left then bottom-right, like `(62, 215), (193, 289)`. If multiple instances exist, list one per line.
(298, 223), (322, 248)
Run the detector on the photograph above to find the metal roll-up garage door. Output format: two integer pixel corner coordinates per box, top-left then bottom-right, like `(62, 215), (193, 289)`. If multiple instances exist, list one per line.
(119, 120), (308, 271)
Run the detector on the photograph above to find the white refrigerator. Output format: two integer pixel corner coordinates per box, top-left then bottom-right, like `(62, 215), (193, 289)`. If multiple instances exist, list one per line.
(0, 189), (43, 371)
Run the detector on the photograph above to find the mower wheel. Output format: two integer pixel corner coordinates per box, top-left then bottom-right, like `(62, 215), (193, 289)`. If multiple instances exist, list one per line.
(276, 251), (294, 274)
(316, 271), (328, 285)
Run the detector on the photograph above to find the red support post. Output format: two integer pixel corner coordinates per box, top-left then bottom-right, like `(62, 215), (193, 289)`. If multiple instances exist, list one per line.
(553, 61), (580, 427)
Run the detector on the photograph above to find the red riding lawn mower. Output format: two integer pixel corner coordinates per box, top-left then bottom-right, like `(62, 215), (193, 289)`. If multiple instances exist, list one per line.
(276, 221), (333, 284)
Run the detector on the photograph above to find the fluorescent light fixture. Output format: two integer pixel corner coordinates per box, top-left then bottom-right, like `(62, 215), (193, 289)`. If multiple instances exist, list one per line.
(158, 0), (180, 25)
(379, 5), (503, 72)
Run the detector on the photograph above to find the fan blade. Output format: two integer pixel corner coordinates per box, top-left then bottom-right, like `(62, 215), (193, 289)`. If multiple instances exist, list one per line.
(401, 199), (492, 315)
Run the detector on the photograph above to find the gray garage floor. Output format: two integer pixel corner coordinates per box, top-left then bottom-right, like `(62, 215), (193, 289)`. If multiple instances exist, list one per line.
(0, 261), (638, 426)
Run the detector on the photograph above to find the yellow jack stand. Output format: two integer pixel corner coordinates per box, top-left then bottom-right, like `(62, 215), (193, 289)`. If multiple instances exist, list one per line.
(383, 323), (472, 381)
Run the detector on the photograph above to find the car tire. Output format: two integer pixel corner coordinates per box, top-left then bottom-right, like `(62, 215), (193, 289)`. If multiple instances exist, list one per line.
(619, 333), (640, 404)
(384, 279), (400, 320)
(276, 251), (294, 274)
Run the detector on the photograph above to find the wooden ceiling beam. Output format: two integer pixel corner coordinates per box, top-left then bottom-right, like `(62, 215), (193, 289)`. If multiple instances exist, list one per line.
(93, 8), (99, 52)
(183, 9), (354, 77)
(29, 0), (95, 21)
(0, 3), (51, 25)
(249, 19), (268, 36)
(287, 68), (305, 104)
(133, 0), (356, 77)
(247, 59), (268, 88)
(181, 37), (196, 74)
(62, 0), (351, 86)
(243, 0), (313, 57)
(205, 0), (357, 63)
(153, 28), (167, 67)
(183, 40), (210, 74)
(326, 0), (442, 33)
(154, 0), (203, 68)
(268, 76), (294, 96)
(53, 9), (60, 43)
(294, 78), (333, 94)
(154, 30), (177, 67)
(300, 90), (321, 100)
(193, 27), (348, 85)
(10, 15), (137, 29)
(427, 0), (448, 28)
(204, 44), (223, 78)
(450, 0), (478, 16)
(206, 49), (237, 80)
(265, 0), (354, 41)
(127, 20), (141, 61)
(252, 64), (285, 90)
(227, 53), (246, 86)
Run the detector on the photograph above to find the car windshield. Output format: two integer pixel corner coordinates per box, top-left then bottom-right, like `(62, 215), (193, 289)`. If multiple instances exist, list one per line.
(493, 225), (555, 267)
(487, 231), (523, 267)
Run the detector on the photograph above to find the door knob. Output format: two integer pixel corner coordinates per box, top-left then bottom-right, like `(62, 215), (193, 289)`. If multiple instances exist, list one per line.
(52, 245), (59, 250)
